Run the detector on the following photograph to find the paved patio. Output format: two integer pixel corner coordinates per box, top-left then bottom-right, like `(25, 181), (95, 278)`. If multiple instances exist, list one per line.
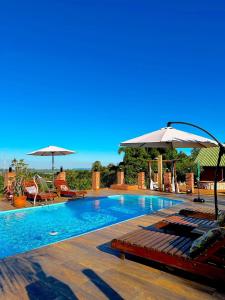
(0, 190), (225, 300)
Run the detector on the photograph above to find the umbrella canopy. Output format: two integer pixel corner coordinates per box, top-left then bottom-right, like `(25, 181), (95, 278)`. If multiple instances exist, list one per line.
(121, 127), (217, 148)
(28, 146), (75, 156)
(27, 146), (75, 181)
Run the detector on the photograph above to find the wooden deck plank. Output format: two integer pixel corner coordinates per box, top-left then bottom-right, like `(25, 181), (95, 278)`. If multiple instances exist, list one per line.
(162, 236), (187, 254)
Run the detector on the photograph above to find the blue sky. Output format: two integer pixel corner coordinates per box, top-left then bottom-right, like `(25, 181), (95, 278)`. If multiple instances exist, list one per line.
(0, 1), (225, 169)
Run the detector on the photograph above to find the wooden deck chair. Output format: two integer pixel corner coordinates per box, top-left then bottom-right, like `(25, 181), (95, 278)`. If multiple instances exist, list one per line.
(111, 227), (225, 283)
(23, 177), (57, 206)
(179, 207), (225, 221)
(154, 214), (218, 234)
(54, 179), (87, 198)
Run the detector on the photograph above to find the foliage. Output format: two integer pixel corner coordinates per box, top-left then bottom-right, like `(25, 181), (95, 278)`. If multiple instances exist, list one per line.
(190, 148), (200, 161)
(66, 170), (92, 190)
(90, 162), (117, 187)
(11, 159), (28, 176)
(91, 161), (102, 172)
(175, 153), (197, 181)
(11, 159), (30, 196)
(118, 147), (174, 184)
(118, 147), (150, 184)
(118, 147), (198, 184)
(12, 177), (24, 196)
(101, 164), (117, 187)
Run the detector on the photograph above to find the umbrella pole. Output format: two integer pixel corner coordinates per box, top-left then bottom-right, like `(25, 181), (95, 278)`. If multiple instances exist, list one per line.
(52, 153), (55, 183)
(193, 161), (205, 203)
(214, 147), (223, 219)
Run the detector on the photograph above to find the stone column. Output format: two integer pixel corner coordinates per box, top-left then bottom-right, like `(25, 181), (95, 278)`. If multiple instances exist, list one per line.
(56, 171), (66, 181)
(153, 173), (158, 183)
(186, 173), (194, 194)
(138, 172), (146, 189)
(4, 171), (16, 190)
(92, 171), (100, 190)
(164, 172), (172, 192)
(157, 155), (163, 191)
(117, 171), (124, 185)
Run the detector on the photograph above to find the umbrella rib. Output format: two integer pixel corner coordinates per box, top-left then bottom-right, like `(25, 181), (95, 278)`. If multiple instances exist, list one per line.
(140, 143), (146, 148)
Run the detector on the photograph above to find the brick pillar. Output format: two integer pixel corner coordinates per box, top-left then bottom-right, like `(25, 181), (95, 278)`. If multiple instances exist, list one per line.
(4, 171), (16, 189)
(92, 171), (100, 190)
(158, 155), (163, 191)
(153, 173), (158, 183)
(138, 172), (146, 189)
(117, 171), (124, 185)
(186, 173), (194, 194)
(56, 171), (66, 181)
(164, 172), (172, 192)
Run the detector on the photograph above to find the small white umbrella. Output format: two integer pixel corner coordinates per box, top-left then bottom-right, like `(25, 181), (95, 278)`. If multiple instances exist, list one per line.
(27, 146), (75, 180)
(121, 127), (217, 148)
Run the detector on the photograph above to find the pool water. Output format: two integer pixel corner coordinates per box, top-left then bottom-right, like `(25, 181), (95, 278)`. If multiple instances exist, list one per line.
(0, 194), (182, 259)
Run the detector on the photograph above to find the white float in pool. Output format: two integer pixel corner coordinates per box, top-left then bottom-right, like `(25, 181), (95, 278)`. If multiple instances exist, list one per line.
(49, 231), (58, 236)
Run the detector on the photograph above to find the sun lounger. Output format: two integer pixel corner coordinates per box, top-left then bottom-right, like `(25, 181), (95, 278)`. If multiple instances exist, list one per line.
(54, 179), (87, 198)
(179, 207), (225, 221)
(154, 214), (217, 232)
(111, 227), (225, 283)
(23, 177), (57, 205)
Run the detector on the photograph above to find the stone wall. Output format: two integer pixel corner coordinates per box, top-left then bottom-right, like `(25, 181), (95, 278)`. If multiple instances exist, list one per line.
(117, 171), (124, 185)
(186, 173), (194, 193)
(138, 172), (146, 189)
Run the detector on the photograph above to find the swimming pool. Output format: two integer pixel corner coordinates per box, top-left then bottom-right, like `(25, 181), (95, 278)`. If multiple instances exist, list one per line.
(0, 194), (182, 259)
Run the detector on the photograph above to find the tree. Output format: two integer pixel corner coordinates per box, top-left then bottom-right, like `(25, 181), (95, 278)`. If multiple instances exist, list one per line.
(91, 161), (102, 171)
(118, 147), (197, 184)
(190, 148), (200, 160)
(11, 159), (30, 179)
(101, 164), (117, 187)
(118, 147), (153, 184)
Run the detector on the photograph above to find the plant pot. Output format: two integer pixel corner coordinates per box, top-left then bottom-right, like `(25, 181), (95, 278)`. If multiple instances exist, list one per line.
(13, 195), (27, 208)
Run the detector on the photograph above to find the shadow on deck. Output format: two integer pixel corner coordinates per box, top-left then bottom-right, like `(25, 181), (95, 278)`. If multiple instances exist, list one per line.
(0, 257), (78, 299)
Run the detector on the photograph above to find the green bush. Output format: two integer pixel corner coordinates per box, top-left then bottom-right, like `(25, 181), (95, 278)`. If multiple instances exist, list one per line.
(66, 170), (92, 190)
(101, 164), (117, 187)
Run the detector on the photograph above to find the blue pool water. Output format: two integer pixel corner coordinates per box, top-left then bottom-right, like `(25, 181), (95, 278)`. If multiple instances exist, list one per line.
(0, 194), (182, 259)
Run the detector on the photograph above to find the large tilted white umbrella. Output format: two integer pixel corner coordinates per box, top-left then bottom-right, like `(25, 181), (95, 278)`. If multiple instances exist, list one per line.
(27, 145), (75, 180)
(121, 127), (217, 148)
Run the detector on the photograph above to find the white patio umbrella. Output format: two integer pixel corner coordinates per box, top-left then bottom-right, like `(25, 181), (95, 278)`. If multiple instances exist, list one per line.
(121, 127), (217, 148)
(27, 146), (75, 180)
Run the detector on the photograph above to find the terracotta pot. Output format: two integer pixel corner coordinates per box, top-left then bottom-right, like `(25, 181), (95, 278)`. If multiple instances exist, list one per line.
(13, 195), (27, 208)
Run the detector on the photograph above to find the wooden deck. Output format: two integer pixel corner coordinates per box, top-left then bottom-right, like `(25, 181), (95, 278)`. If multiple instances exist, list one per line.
(0, 190), (225, 299)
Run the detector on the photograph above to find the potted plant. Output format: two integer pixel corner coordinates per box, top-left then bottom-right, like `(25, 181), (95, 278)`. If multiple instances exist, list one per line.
(11, 159), (28, 208)
(13, 177), (27, 208)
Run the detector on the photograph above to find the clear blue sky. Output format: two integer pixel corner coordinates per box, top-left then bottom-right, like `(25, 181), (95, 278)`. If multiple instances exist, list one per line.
(0, 1), (225, 169)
